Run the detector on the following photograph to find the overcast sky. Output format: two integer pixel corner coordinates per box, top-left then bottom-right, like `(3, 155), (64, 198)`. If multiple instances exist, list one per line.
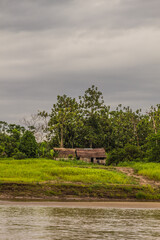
(0, 0), (160, 123)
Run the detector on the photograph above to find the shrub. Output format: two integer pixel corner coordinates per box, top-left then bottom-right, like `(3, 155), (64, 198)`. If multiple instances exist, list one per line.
(107, 144), (144, 165)
(45, 149), (54, 159)
(0, 145), (4, 155)
(136, 191), (147, 199)
(68, 154), (73, 159)
(124, 144), (143, 161)
(13, 151), (27, 159)
(19, 131), (38, 158)
(38, 142), (48, 157)
(0, 145), (7, 158)
(0, 152), (7, 158)
(107, 148), (125, 165)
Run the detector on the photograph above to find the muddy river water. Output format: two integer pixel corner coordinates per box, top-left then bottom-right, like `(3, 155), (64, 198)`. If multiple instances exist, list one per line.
(0, 201), (160, 240)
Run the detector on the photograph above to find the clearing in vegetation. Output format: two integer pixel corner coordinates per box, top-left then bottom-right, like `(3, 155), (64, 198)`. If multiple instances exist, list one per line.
(0, 158), (135, 184)
(0, 158), (160, 201)
(118, 162), (160, 186)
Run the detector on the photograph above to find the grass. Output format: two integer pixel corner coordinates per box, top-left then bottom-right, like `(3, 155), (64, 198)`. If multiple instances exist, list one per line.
(0, 158), (136, 185)
(0, 158), (160, 200)
(118, 161), (160, 181)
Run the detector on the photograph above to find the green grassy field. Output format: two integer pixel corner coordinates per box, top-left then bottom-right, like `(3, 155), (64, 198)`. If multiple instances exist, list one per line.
(118, 162), (160, 181)
(0, 158), (136, 185)
(0, 158), (160, 200)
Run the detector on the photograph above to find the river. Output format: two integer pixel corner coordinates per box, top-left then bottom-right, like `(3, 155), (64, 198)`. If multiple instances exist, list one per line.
(0, 202), (160, 240)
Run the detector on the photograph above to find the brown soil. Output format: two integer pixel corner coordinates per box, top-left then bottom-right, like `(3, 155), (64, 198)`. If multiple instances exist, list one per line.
(0, 201), (160, 209)
(0, 182), (160, 201)
(116, 167), (160, 188)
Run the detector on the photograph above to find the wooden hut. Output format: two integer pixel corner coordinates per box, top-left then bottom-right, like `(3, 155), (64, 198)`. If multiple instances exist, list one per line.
(53, 148), (76, 159)
(76, 148), (106, 165)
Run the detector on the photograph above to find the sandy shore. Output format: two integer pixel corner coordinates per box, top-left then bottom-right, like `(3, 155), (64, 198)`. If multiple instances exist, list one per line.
(0, 201), (160, 209)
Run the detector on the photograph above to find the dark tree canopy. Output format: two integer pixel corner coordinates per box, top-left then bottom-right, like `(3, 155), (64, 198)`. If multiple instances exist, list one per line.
(1, 86), (160, 163)
(19, 131), (37, 158)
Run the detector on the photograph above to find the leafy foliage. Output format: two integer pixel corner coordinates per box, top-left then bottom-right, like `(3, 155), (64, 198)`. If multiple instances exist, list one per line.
(107, 144), (144, 165)
(146, 131), (160, 162)
(13, 151), (27, 160)
(1, 86), (160, 163)
(19, 131), (38, 158)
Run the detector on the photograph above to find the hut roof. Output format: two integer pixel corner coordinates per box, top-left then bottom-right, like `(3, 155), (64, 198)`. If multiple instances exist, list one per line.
(53, 148), (76, 158)
(76, 148), (106, 158)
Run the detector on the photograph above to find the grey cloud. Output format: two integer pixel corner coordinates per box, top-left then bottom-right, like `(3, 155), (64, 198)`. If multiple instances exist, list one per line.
(0, 0), (160, 123)
(1, 62), (160, 112)
(0, 0), (74, 31)
(109, 0), (160, 29)
(0, 0), (160, 32)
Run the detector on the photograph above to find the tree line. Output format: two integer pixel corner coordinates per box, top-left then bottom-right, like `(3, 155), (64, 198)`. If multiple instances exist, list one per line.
(1, 85), (160, 163)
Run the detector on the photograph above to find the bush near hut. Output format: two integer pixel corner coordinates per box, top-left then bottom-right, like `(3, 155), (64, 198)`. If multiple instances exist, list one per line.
(107, 144), (144, 165)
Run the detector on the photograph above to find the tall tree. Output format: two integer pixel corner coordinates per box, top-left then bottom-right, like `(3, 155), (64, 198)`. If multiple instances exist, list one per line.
(47, 95), (81, 148)
(79, 85), (105, 148)
(19, 130), (37, 158)
(147, 104), (160, 135)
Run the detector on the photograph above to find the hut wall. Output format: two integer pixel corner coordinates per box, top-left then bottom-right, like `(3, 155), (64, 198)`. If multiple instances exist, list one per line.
(96, 159), (106, 165)
(93, 158), (97, 164)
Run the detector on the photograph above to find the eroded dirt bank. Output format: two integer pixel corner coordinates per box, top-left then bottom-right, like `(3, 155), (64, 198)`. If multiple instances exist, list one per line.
(0, 201), (160, 209)
(0, 182), (160, 201)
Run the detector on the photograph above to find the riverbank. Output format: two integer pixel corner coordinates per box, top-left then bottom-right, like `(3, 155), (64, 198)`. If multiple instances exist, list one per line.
(1, 200), (160, 208)
(0, 182), (160, 201)
(0, 158), (160, 201)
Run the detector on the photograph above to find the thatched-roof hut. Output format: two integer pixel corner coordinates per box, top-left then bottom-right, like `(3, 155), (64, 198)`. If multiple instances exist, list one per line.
(76, 148), (106, 165)
(53, 147), (106, 165)
(53, 148), (76, 159)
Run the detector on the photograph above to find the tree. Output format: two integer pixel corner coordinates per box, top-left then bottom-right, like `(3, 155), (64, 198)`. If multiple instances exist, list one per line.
(44, 95), (81, 148)
(146, 131), (160, 162)
(19, 131), (37, 158)
(0, 123), (24, 157)
(21, 113), (49, 142)
(79, 85), (105, 148)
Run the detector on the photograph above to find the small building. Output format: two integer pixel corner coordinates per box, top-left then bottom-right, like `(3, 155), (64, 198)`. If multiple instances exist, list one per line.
(76, 148), (106, 165)
(53, 147), (106, 165)
(53, 148), (76, 159)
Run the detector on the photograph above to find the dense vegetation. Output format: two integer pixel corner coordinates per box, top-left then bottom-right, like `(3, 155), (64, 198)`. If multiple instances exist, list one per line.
(1, 85), (160, 164)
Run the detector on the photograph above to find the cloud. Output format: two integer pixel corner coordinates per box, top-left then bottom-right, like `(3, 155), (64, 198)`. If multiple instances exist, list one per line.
(0, 0), (160, 122)
(0, 0), (160, 32)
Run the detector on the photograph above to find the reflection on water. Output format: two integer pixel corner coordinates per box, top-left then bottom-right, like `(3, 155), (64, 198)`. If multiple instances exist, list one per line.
(0, 205), (160, 240)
